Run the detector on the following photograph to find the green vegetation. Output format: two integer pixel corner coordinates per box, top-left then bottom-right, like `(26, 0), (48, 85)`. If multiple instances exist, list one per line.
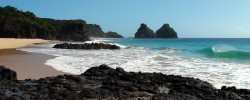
(0, 6), (123, 40)
(0, 6), (37, 25)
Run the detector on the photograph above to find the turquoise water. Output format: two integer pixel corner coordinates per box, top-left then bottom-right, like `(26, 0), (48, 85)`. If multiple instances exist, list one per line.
(106, 38), (250, 63)
(19, 38), (250, 89)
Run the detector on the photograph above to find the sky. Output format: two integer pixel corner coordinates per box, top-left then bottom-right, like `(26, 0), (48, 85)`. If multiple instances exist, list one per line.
(0, 0), (250, 38)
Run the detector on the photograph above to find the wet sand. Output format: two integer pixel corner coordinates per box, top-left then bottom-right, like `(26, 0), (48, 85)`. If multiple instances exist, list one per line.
(0, 49), (67, 80)
(0, 38), (67, 80)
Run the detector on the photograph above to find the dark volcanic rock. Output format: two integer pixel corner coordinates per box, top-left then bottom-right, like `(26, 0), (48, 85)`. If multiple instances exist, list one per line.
(0, 66), (17, 81)
(135, 23), (156, 38)
(156, 24), (178, 38)
(1, 65), (250, 99)
(53, 43), (120, 50)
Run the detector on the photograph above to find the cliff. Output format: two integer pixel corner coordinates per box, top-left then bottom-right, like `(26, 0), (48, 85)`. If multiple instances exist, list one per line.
(134, 24), (156, 38)
(156, 24), (178, 38)
(0, 6), (123, 41)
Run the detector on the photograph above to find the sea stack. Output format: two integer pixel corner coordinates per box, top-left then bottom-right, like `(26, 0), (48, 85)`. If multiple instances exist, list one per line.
(135, 23), (156, 38)
(156, 24), (178, 38)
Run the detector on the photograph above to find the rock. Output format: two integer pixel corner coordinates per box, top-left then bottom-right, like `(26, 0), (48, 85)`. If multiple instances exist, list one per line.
(151, 93), (200, 100)
(0, 66), (17, 81)
(135, 23), (156, 38)
(77, 90), (100, 99)
(221, 86), (227, 90)
(1, 64), (250, 99)
(53, 43), (120, 50)
(156, 24), (178, 38)
(229, 92), (241, 100)
(115, 67), (125, 73)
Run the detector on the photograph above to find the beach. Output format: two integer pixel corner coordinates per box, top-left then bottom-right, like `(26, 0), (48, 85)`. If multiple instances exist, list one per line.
(0, 38), (49, 49)
(0, 38), (66, 80)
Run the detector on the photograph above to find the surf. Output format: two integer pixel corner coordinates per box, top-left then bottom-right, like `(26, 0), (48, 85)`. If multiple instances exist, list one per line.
(200, 44), (250, 59)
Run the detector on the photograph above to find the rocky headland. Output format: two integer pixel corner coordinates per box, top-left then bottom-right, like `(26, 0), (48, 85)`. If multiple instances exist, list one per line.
(134, 24), (156, 38)
(0, 6), (123, 42)
(105, 31), (123, 38)
(53, 43), (120, 50)
(1, 65), (250, 100)
(134, 23), (178, 38)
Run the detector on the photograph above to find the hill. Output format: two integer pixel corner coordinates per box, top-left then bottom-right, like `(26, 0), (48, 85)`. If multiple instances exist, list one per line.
(0, 6), (123, 41)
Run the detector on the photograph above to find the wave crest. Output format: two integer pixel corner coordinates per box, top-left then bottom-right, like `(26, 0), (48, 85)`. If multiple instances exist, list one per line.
(201, 45), (250, 59)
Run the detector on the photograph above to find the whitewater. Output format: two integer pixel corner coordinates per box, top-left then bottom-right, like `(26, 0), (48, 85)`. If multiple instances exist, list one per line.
(19, 38), (250, 89)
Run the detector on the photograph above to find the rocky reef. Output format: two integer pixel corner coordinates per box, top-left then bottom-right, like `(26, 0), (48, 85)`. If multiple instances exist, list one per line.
(0, 6), (123, 41)
(1, 65), (250, 100)
(53, 43), (120, 50)
(156, 24), (178, 38)
(134, 24), (156, 38)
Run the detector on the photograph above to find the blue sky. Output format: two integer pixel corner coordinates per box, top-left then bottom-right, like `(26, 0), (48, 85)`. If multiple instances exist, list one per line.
(1, 0), (250, 38)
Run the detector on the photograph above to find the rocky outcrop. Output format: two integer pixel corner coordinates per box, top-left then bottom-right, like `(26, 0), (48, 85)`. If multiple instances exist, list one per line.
(53, 43), (120, 50)
(0, 6), (123, 41)
(0, 66), (17, 81)
(105, 31), (123, 38)
(156, 24), (178, 38)
(135, 24), (156, 38)
(1, 65), (250, 99)
(134, 23), (178, 39)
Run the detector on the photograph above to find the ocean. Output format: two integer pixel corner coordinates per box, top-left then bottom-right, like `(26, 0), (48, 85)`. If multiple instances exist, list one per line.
(19, 38), (250, 89)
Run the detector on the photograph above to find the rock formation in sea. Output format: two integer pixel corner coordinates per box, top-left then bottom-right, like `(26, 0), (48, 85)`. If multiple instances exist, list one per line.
(1, 64), (250, 99)
(135, 23), (156, 38)
(0, 6), (123, 41)
(53, 43), (120, 50)
(156, 24), (178, 38)
(134, 23), (178, 38)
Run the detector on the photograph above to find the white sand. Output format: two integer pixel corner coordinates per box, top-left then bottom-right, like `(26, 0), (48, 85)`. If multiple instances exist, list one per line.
(0, 38), (49, 49)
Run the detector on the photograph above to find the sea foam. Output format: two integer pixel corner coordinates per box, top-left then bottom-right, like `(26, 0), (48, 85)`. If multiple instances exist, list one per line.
(19, 39), (250, 89)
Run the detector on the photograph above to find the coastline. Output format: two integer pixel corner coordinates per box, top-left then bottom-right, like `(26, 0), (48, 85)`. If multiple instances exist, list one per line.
(0, 38), (67, 80)
(1, 38), (250, 99)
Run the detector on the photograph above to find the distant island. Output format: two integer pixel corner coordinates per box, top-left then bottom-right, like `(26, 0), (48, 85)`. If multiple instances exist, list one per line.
(135, 23), (178, 38)
(0, 6), (123, 42)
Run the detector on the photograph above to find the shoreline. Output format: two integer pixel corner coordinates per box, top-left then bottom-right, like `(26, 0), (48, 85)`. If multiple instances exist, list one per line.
(0, 49), (67, 80)
(0, 38), (67, 80)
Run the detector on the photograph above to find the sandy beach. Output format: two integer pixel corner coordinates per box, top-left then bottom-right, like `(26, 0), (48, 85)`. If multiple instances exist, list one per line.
(0, 38), (49, 49)
(0, 38), (66, 80)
